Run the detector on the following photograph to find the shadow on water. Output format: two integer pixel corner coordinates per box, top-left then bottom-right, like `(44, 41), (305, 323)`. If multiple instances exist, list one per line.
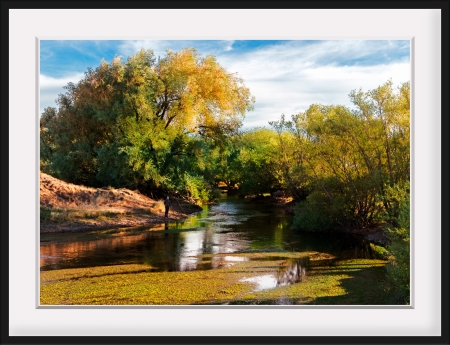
(290, 231), (379, 260)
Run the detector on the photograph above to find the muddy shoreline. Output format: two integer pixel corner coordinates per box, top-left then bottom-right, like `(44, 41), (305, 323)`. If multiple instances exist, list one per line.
(40, 208), (202, 233)
(40, 200), (203, 233)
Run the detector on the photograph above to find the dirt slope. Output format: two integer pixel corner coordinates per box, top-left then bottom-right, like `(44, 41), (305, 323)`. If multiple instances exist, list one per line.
(41, 172), (159, 211)
(40, 172), (202, 232)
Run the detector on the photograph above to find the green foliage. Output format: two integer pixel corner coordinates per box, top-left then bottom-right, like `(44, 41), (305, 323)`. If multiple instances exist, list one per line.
(292, 189), (356, 232)
(269, 114), (309, 199)
(40, 107), (57, 172)
(40, 48), (255, 201)
(234, 128), (281, 195)
(286, 81), (410, 231)
(180, 173), (210, 204)
(382, 182), (410, 304)
(292, 198), (334, 232)
(95, 143), (135, 188)
(40, 206), (52, 222)
(370, 243), (389, 260)
(378, 180), (410, 227)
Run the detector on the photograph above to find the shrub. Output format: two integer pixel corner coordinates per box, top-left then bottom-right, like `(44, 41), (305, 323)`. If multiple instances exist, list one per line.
(292, 194), (334, 232)
(292, 191), (354, 232)
(177, 173), (218, 204)
(382, 182), (410, 304)
(370, 243), (389, 259)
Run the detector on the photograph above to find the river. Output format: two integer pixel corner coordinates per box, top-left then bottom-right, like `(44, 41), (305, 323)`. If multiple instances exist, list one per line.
(40, 195), (377, 276)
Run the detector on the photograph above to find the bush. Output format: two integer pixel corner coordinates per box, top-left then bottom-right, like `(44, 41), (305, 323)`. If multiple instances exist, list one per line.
(292, 191), (354, 232)
(382, 182), (410, 304)
(370, 243), (389, 259)
(292, 195), (334, 232)
(178, 173), (220, 204)
(378, 181), (410, 227)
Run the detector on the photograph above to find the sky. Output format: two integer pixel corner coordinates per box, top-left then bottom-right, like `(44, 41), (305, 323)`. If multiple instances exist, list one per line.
(39, 39), (410, 129)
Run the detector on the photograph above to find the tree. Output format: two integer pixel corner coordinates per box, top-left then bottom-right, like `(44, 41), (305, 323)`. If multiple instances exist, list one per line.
(152, 48), (255, 135)
(283, 80), (410, 231)
(269, 114), (308, 200)
(235, 128), (281, 195)
(40, 48), (255, 200)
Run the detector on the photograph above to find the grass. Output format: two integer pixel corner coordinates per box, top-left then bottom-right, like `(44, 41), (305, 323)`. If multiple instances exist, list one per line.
(223, 258), (389, 305)
(40, 252), (390, 306)
(39, 205), (164, 231)
(40, 263), (252, 305)
(40, 206), (133, 223)
(370, 243), (389, 259)
(150, 200), (166, 213)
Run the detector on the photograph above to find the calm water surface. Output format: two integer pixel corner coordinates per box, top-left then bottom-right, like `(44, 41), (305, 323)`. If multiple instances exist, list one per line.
(40, 195), (377, 289)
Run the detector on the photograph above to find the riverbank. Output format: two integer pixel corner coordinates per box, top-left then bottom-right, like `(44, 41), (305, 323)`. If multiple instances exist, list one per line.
(40, 172), (202, 233)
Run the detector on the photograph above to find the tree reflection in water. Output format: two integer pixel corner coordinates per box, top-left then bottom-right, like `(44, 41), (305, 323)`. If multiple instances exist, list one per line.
(276, 258), (309, 286)
(241, 258), (310, 291)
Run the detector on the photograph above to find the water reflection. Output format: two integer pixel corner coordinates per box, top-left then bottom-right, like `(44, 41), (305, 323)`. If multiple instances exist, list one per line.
(40, 197), (252, 271)
(241, 258), (309, 291)
(241, 275), (278, 291)
(276, 258), (308, 286)
(40, 195), (377, 274)
(178, 230), (204, 271)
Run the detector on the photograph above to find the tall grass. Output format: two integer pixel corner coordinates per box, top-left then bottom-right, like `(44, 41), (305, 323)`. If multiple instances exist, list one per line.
(39, 206), (128, 223)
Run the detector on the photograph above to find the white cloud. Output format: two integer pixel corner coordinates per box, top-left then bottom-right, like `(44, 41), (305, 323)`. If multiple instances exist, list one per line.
(117, 40), (171, 60)
(238, 63), (411, 129)
(221, 40), (234, 52)
(117, 39), (237, 61)
(39, 73), (84, 113)
(214, 41), (410, 129)
(40, 73), (84, 89)
(39, 40), (411, 128)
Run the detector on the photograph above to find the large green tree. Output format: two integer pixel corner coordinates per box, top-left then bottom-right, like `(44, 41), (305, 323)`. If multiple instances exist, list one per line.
(40, 48), (255, 199)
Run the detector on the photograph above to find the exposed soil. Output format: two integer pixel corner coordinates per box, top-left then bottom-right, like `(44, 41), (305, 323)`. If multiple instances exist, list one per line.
(40, 172), (202, 233)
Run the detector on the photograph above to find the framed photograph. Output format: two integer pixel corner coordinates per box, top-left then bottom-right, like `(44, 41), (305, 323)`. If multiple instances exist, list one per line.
(4, 3), (447, 345)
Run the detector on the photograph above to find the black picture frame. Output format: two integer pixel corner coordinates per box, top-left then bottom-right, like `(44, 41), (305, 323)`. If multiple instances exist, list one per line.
(1, 2), (448, 345)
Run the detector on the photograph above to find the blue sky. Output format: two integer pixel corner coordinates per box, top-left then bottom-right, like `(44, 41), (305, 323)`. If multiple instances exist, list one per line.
(40, 39), (410, 129)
